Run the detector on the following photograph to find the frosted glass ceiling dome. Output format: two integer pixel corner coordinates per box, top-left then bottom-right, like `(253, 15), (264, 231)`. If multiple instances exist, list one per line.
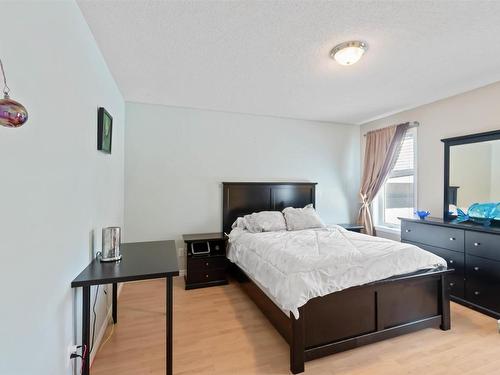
(330, 41), (368, 66)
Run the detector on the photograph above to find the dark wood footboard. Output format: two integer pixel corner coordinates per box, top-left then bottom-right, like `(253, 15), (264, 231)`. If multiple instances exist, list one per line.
(231, 265), (452, 374)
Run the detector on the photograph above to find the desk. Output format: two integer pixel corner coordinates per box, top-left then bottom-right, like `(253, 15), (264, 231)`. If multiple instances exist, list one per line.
(72, 240), (179, 375)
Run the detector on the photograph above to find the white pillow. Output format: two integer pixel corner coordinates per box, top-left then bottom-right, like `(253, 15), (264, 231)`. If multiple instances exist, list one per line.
(231, 217), (248, 230)
(231, 211), (286, 233)
(282, 204), (325, 231)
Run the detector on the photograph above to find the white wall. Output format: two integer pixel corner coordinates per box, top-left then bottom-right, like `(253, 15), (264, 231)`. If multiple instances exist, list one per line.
(0, 2), (124, 374)
(361, 81), (500, 239)
(125, 103), (360, 267)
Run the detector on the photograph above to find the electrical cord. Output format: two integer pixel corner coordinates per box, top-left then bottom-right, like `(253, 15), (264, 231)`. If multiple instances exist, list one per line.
(71, 284), (104, 373)
(90, 285), (99, 355)
(76, 344), (87, 375)
(98, 318), (115, 352)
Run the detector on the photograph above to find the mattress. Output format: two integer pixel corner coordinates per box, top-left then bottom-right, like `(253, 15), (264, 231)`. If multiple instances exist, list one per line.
(227, 225), (447, 319)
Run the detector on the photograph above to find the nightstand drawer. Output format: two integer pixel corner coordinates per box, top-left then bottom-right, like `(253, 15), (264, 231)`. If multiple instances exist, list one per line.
(187, 269), (226, 284)
(189, 257), (227, 272)
(466, 231), (500, 261)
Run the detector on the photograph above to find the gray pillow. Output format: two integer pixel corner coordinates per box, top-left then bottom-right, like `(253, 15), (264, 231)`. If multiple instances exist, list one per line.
(282, 204), (325, 231)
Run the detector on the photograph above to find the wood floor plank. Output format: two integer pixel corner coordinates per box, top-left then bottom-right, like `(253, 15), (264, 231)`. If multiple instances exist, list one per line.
(91, 278), (500, 374)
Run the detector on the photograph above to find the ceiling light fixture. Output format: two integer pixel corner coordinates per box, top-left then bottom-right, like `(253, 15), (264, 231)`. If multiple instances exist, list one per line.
(330, 41), (368, 66)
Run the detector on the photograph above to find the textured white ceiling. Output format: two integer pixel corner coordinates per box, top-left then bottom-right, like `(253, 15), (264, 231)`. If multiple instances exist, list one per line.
(78, 0), (500, 124)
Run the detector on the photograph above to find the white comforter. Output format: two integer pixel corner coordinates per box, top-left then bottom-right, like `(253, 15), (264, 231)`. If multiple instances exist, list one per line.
(227, 225), (446, 318)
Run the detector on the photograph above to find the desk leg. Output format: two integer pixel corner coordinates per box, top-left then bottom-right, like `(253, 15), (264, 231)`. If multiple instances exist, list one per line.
(112, 283), (118, 324)
(82, 286), (91, 375)
(166, 276), (173, 375)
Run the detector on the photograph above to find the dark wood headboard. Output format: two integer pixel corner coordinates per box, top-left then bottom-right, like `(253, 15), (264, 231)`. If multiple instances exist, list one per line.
(222, 182), (317, 234)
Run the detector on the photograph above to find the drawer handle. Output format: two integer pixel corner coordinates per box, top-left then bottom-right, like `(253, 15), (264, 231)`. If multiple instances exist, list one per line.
(449, 282), (455, 287)
(449, 237), (456, 241)
(474, 266), (480, 271)
(474, 291), (480, 296)
(205, 274), (209, 278)
(474, 242), (481, 247)
(449, 259), (454, 264)
(205, 262), (209, 266)
(405, 229), (411, 233)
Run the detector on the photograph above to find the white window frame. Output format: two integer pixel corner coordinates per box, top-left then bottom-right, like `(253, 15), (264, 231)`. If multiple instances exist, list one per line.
(373, 127), (418, 231)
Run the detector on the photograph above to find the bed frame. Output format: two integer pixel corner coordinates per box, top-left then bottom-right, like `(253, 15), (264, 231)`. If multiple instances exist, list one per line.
(222, 182), (451, 374)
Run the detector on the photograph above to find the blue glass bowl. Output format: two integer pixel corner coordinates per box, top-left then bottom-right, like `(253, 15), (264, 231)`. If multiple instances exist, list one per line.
(415, 210), (430, 220)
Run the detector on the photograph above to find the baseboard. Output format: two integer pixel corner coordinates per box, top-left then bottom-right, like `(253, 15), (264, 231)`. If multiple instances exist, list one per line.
(90, 283), (124, 366)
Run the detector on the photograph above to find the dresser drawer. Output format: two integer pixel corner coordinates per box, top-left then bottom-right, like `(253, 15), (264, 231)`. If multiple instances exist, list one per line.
(415, 243), (464, 273)
(401, 221), (464, 252)
(447, 274), (465, 299)
(188, 256), (227, 272)
(414, 243), (464, 298)
(465, 255), (500, 312)
(465, 231), (500, 261)
(187, 269), (227, 284)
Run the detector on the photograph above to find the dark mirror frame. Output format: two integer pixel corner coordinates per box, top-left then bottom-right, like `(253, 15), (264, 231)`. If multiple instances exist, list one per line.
(442, 129), (500, 221)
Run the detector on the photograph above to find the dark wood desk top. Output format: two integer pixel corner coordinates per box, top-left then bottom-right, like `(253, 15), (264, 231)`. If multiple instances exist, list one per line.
(71, 240), (179, 288)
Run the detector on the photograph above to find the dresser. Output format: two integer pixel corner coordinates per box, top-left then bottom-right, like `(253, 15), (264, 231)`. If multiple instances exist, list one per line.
(183, 232), (228, 290)
(400, 217), (500, 319)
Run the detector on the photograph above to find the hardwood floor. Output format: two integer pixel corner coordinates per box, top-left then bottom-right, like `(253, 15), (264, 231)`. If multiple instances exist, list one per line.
(91, 277), (500, 375)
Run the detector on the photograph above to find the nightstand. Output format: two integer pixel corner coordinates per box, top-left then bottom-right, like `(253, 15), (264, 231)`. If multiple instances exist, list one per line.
(338, 223), (364, 233)
(182, 232), (228, 290)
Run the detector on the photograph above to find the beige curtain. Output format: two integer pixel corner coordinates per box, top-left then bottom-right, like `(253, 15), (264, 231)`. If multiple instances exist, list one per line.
(358, 123), (410, 235)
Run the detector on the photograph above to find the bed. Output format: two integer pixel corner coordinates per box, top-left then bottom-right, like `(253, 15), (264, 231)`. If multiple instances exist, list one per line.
(222, 182), (452, 374)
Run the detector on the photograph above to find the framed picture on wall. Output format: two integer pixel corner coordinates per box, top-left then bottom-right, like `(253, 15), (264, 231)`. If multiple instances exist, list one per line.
(97, 107), (113, 154)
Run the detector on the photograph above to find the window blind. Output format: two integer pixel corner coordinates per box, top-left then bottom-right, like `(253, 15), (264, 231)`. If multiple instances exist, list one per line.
(391, 133), (414, 176)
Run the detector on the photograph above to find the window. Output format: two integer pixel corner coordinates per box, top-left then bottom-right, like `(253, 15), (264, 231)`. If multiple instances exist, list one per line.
(374, 128), (417, 228)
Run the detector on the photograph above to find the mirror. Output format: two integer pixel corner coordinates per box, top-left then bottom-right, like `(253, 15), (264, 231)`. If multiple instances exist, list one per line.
(443, 131), (500, 221)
